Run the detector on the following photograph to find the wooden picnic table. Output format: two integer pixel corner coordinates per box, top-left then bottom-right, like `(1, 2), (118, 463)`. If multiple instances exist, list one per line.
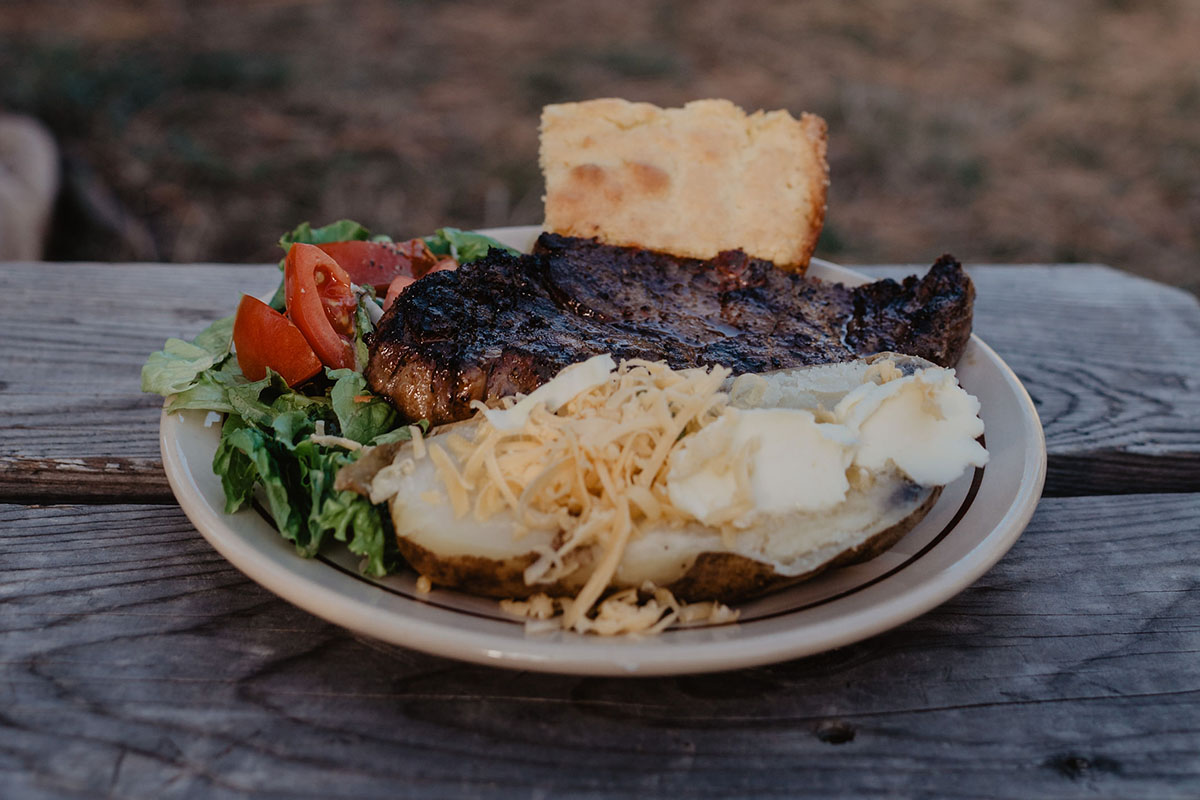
(2, 259), (1198, 798)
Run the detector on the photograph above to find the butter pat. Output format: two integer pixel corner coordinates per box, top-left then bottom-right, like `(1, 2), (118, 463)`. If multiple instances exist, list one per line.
(667, 408), (856, 527)
(482, 353), (617, 431)
(835, 366), (989, 485)
(668, 361), (988, 529)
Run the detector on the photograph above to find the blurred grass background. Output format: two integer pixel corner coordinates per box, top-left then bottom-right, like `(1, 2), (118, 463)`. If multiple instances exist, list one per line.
(1, 0), (1197, 291)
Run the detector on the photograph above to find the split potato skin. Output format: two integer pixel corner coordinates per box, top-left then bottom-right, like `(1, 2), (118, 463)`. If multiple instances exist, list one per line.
(662, 486), (941, 603)
(348, 353), (976, 607)
(395, 485), (942, 605)
(396, 538), (549, 599)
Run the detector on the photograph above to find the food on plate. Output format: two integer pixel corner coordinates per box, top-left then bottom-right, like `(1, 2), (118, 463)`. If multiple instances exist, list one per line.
(144, 96), (985, 638)
(541, 98), (828, 271)
(339, 353), (988, 634)
(383, 257), (458, 310)
(366, 232), (974, 426)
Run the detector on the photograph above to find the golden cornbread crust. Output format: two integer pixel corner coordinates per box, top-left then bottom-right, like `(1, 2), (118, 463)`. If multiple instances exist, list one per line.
(540, 98), (829, 272)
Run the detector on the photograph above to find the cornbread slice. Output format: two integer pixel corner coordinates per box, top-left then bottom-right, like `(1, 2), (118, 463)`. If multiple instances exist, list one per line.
(540, 98), (829, 272)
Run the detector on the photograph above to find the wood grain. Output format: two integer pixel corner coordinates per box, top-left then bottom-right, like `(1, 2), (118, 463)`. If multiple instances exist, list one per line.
(1044, 451), (1200, 497)
(0, 262), (278, 385)
(4, 259), (1197, 797)
(0, 455), (169, 502)
(0, 262), (277, 502)
(2, 495), (1198, 798)
(2, 262), (1199, 500)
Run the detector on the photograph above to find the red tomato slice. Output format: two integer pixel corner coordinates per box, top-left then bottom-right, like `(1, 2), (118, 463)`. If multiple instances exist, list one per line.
(317, 240), (442, 293)
(232, 294), (323, 386)
(284, 243), (358, 370)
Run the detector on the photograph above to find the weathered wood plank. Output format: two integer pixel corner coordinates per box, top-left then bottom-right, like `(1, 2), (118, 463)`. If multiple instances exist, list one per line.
(2, 494), (1198, 798)
(1044, 450), (1200, 497)
(0, 455), (168, 502)
(0, 262), (276, 502)
(0, 262), (279, 384)
(2, 262), (1199, 499)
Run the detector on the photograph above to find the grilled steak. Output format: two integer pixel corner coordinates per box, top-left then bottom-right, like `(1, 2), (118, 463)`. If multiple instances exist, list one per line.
(367, 233), (974, 424)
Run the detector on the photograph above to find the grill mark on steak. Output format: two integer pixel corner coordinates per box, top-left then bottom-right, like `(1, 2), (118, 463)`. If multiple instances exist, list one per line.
(367, 233), (975, 425)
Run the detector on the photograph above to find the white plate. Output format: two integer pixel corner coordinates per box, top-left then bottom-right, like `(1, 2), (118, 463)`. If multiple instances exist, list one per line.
(161, 225), (1046, 676)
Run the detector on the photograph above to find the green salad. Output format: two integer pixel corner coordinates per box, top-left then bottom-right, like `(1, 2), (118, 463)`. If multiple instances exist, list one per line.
(141, 221), (517, 576)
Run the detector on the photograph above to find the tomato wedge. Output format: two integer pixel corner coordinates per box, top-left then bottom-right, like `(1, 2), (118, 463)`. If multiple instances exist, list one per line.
(284, 243), (358, 370)
(232, 294), (323, 386)
(317, 239), (442, 293)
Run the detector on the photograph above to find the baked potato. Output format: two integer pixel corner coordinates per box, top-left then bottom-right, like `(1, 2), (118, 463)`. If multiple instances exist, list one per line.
(336, 353), (987, 612)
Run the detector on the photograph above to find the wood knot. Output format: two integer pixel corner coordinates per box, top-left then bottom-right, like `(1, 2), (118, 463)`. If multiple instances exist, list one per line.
(814, 720), (856, 744)
(1045, 753), (1121, 780)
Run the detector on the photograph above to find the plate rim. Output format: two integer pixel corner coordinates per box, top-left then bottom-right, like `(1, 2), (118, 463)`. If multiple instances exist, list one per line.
(160, 226), (1047, 676)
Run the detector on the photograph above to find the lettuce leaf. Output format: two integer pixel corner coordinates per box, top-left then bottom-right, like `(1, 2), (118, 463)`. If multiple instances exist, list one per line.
(353, 293), (375, 370)
(279, 219), (372, 248)
(214, 420), (305, 533)
(146, 218), (481, 578)
(225, 370), (329, 429)
(316, 486), (396, 577)
(163, 356), (244, 414)
(328, 369), (398, 444)
(211, 415), (259, 513)
(306, 442), (399, 577)
(267, 277), (287, 312)
(212, 399), (407, 572)
(370, 420), (428, 446)
(424, 227), (518, 263)
(141, 314), (234, 396)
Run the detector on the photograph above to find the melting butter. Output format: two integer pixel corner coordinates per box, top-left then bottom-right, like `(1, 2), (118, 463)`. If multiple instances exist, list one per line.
(834, 366), (989, 486)
(667, 361), (989, 528)
(667, 408), (856, 528)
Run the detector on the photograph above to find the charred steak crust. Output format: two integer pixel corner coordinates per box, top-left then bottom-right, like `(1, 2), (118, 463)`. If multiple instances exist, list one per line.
(367, 234), (975, 424)
(844, 254), (975, 370)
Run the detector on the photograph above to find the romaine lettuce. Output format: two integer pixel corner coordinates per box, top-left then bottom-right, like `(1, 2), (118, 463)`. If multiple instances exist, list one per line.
(210, 369), (409, 573)
(140, 314), (234, 396)
(424, 227), (518, 263)
(279, 219), (374, 248)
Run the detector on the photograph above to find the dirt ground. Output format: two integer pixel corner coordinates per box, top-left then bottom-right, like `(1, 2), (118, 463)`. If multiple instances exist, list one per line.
(2, 0), (1197, 292)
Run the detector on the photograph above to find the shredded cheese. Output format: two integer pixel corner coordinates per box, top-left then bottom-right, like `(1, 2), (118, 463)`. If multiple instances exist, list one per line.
(310, 421), (363, 451)
(309, 434), (364, 451)
(409, 425), (427, 459)
(501, 584), (739, 636)
(439, 359), (732, 634)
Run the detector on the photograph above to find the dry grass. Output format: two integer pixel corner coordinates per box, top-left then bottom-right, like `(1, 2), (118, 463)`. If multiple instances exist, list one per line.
(2, 0), (1197, 291)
